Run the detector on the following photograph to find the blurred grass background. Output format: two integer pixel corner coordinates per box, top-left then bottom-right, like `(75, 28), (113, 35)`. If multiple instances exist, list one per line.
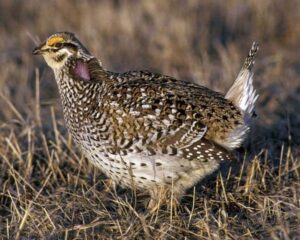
(0, 0), (299, 239)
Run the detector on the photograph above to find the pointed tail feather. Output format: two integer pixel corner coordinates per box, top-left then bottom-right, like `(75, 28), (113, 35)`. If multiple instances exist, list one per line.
(225, 42), (259, 117)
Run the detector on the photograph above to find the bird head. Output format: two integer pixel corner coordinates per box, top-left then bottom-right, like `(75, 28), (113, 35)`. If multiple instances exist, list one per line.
(33, 32), (92, 70)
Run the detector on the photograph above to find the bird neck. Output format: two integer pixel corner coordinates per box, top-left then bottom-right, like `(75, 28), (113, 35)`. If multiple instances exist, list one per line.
(53, 56), (121, 130)
(57, 70), (100, 109)
(53, 57), (107, 117)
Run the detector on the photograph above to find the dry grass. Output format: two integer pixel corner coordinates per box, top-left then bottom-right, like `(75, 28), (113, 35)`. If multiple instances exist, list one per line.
(0, 0), (300, 239)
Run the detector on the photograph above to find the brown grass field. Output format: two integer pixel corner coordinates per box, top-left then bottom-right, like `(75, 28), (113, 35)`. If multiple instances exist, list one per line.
(0, 0), (300, 239)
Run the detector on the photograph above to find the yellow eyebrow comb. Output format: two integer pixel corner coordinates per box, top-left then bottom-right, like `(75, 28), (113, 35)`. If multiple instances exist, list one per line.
(47, 36), (64, 46)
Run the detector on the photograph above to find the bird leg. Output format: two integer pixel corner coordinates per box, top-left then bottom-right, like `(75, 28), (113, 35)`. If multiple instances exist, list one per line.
(148, 186), (181, 213)
(102, 178), (117, 193)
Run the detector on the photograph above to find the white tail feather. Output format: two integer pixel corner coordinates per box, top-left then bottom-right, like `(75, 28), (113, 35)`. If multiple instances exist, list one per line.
(225, 42), (259, 117)
(221, 42), (259, 150)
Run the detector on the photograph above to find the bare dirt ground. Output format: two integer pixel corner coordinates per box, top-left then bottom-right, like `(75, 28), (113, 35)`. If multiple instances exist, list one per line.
(0, 1), (299, 239)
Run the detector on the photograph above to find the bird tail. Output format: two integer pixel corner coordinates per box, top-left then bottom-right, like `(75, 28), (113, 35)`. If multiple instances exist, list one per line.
(225, 42), (259, 117)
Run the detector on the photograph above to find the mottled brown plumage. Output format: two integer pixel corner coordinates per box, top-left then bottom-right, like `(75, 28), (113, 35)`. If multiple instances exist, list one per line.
(33, 32), (258, 208)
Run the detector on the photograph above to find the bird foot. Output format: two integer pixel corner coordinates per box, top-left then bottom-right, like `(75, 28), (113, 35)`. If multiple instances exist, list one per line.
(147, 187), (180, 214)
(102, 179), (117, 193)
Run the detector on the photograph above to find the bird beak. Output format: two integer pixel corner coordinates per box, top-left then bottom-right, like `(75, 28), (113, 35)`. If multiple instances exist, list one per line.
(32, 43), (48, 55)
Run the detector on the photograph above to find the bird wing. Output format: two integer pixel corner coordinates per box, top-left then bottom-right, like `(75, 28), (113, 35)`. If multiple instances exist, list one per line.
(102, 76), (211, 152)
(158, 120), (207, 150)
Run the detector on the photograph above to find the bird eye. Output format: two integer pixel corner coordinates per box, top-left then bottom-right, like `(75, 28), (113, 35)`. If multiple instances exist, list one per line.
(53, 42), (63, 48)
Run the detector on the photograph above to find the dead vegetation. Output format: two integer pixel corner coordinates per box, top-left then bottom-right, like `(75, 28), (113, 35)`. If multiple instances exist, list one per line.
(0, 0), (299, 239)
